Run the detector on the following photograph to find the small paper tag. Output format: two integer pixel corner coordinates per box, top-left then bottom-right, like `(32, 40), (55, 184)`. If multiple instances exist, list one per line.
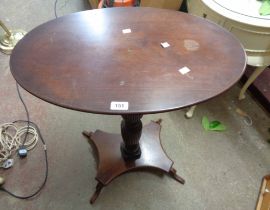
(122, 29), (131, 34)
(110, 102), (129, 110)
(178, 67), (191, 75)
(161, 42), (170, 48)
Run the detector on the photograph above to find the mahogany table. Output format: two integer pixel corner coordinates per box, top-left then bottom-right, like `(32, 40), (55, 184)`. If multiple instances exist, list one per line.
(10, 7), (246, 204)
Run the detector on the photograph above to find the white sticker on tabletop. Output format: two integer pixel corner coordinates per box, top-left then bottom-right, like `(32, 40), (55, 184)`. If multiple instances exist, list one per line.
(122, 29), (132, 34)
(178, 66), (191, 75)
(161, 42), (170, 48)
(110, 102), (129, 110)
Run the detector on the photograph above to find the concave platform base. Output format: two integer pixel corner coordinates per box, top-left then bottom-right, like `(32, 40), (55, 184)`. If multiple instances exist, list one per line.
(82, 121), (185, 204)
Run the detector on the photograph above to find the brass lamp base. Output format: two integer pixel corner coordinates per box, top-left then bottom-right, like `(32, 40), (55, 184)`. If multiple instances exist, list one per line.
(0, 30), (26, 54)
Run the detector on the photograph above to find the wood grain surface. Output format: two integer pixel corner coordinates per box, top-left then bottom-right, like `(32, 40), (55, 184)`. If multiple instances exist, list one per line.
(10, 7), (246, 114)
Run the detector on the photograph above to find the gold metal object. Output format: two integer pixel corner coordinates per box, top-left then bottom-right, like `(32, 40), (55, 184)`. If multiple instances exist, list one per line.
(0, 20), (26, 55)
(0, 176), (5, 185)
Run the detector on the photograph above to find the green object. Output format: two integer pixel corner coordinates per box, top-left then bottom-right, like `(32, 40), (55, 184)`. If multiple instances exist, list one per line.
(202, 116), (226, 132)
(202, 116), (210, 130)
(259, 0), (270, 16)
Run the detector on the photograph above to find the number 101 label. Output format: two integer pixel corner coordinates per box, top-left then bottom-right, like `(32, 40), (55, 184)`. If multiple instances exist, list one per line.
(110, 102), (129, 111)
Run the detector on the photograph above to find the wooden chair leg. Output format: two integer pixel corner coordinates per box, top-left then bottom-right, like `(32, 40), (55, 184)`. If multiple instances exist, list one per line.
(239, 66), (266, 100)
(185, 105), (196, 119)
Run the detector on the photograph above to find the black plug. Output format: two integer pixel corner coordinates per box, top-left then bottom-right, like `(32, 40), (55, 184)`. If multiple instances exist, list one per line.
(18, 145), (27, 158)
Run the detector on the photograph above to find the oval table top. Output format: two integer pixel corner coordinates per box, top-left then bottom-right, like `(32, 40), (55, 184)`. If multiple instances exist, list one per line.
(10, 7), (246, 115)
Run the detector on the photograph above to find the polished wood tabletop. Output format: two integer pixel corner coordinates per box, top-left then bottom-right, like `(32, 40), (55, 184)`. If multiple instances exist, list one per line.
(10, 7), (246, 115)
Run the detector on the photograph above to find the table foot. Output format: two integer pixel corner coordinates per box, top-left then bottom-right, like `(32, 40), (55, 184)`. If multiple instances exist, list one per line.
(82, 130), (93, 138)
(83, 121), (185, 204)
(169, 168), (185, 184)
(155, 118), (162, 125)
(90, 182), (104, 204)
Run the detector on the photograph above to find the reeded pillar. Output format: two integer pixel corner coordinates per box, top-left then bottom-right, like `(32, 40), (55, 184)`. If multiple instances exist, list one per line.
(120, 114), (143, 160)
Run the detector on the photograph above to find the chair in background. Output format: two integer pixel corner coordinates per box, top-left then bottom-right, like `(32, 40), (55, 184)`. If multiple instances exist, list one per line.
(89, 0), (183, 10)
(185, 0), (270, 118)
(98, 0), (140, 8)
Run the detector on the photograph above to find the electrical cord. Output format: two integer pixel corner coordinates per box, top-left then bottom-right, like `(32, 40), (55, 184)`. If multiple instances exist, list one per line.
(0, 122), (38, 164)
(0, 84), (48, 199)
(16, 82), (30, 146)
(54, 0), (58, 18)
(0, 0), (57, 199)
(0, 120), (48, 199)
